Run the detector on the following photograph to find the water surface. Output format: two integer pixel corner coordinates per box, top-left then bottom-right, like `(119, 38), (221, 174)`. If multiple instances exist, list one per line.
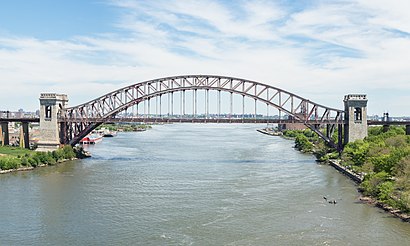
(1, 124), (410, 245)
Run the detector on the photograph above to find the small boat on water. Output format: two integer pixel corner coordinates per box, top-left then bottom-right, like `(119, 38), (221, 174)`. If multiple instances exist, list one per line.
(80, 134), (103, 144)
(257, 128), (282, 136)
(103, 131), (117, 137)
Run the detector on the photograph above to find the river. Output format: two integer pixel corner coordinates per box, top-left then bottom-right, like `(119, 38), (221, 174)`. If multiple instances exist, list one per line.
(1, 124), (410, 245)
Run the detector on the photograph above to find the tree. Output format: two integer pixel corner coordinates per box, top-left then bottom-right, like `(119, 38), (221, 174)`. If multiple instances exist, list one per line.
(342, 140), (369, 166)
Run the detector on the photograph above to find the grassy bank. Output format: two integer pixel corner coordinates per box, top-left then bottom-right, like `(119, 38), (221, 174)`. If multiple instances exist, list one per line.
(0, 145), (88, 172)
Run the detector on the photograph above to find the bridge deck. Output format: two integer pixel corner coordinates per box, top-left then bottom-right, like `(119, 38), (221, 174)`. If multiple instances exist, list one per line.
(1, 117), (409, 125)
(367, 120), (410, 125)
(0, 118), (40, 123)
(60, 117), (342, 124)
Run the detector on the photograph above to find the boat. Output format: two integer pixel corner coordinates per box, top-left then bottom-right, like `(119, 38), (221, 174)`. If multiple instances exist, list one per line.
(102, 131), (117, 137)
(257, 128), (282, 136)
(79, 134), (103, 144)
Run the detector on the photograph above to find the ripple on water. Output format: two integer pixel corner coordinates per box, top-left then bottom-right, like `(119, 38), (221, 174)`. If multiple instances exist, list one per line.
(1, 124), (410, 245)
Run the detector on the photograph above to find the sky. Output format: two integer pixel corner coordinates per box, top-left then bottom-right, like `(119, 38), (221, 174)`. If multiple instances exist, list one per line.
(0, 0), (409, 116)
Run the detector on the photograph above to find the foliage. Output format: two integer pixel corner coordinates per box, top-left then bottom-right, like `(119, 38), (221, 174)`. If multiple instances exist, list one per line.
(0, 157), (20, 170)
(341, 140), (369, 166)
(96, 123), (152, 132)
(295, 134), (313, 152)
(286, 125), (410, 213)
(0, 145), (82, 171)
(360, 171), (389, 197)
(347, 126), (410, 212)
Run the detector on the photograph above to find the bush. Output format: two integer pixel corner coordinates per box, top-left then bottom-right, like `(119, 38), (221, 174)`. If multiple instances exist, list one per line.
(0, 157), (20, 170)
(52, 148), (65, 161)
(28, 157), (37, 167)
(361, 171), (389, 197)
(295, 134), (314, 153)
(342, 140), (369, 166)
(62, 145), (76, 159)
(45, 154), (56, 165)
(21, 157), (29, 166)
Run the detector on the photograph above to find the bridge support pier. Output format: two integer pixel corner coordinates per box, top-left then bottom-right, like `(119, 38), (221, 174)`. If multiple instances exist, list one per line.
(338, 124), (343, 152)
(406, 125), (410, 135)
(344, 94), (368, 143)
(37, 93), (68, 151)
(0, 122), (9, 146)
(20, 122), (30, 149)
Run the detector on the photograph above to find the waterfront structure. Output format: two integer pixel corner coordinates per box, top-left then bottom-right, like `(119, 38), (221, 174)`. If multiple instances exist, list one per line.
(58, 75), (344, 150)
(36, 93), (68, 151)
(344, 94), (368, 143)
(0, 122), (8, 146)
(1, 75), (408, 151)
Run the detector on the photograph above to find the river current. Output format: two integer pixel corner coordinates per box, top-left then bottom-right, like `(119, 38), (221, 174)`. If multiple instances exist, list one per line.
(1, 124), (410, 245)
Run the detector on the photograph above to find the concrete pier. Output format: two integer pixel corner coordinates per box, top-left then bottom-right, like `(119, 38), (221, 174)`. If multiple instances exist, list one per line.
(37, 93), (68, 151)
(21, 122), (30, 149)
(0, 122), (9, 146)
(344, 94), (368, 143)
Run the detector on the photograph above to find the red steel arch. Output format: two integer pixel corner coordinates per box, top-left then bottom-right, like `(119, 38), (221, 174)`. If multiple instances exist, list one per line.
(60, 75), (344, 149)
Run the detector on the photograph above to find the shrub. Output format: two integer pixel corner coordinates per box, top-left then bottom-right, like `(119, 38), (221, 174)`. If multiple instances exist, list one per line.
(21, 157), (29, 166)
(62, 145), (76, 159)
(28, 157), (37, 167)
(295, 134), (313, 153)
(361, 171), (389, 197)
(0, 157), (20, 170)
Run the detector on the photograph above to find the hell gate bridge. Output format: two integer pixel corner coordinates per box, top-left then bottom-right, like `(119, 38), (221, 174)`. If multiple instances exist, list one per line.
(1, 75), (408, 151)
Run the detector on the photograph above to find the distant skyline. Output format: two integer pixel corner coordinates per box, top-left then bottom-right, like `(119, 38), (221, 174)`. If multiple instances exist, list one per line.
(0, 0), (409, 116)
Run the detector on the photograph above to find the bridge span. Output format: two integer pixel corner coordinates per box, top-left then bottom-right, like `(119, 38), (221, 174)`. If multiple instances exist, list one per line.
(4, 75), (407, 151)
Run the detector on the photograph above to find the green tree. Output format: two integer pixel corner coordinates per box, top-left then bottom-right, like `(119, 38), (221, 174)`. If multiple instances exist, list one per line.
(342, 140), (369, 166)
(295, 134), (314, 153)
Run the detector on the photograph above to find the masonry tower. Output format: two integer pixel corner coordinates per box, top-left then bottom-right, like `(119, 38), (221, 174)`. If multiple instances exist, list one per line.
(37, 93), (68, 151)
(344, 94), (368, 143)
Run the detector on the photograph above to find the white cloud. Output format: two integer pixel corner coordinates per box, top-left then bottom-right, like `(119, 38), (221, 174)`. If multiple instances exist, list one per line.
(0, 0), (409, 115)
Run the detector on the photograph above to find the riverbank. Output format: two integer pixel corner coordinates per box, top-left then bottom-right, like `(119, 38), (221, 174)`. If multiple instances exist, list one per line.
(321, 155), (410, 223)
(326, 157), (410, 222)
(277, 128), (410, 223)
(0, 146), (90, 174)
(1, 161), (65, 174)
(328, 160), (363, 183)
(358, 195), (410, 222)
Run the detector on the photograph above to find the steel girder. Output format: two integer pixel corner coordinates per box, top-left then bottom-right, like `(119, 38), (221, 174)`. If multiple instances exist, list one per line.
(60, 75), (344, 148)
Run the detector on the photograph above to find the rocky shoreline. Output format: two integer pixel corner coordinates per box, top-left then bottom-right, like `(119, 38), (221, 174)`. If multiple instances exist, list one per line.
(325, 159), (410, 223)
(271, 130), (410, 224)
(358, 196), (410, 222)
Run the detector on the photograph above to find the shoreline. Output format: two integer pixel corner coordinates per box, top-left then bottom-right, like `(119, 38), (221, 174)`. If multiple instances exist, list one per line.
(358, 195), (410, 222)
(0, 146), (90, 175)
(0, 158), (77, 174)
(326, 157), (410, 223)
(259, 128), (410, 223)
(327, 159), (364, 183)
(328, 159), (410, 222)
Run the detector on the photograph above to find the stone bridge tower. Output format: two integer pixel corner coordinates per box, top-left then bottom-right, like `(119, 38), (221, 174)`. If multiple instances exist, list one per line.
(344, 94), (368, 143)
(37, 93), (68, 151)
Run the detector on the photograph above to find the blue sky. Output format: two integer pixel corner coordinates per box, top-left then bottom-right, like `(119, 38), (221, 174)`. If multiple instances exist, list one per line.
(0, 0), (409, 116)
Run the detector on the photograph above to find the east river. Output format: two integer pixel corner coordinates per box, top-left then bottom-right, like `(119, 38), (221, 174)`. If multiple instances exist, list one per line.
(1, 124), (410, 245)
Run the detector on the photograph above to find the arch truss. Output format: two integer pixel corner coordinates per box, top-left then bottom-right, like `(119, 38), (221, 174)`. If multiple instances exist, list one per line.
(60, 75), (344, 150)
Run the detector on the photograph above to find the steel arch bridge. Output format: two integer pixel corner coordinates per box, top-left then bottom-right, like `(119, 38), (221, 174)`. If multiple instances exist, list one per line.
(60, 75), (344, 149)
